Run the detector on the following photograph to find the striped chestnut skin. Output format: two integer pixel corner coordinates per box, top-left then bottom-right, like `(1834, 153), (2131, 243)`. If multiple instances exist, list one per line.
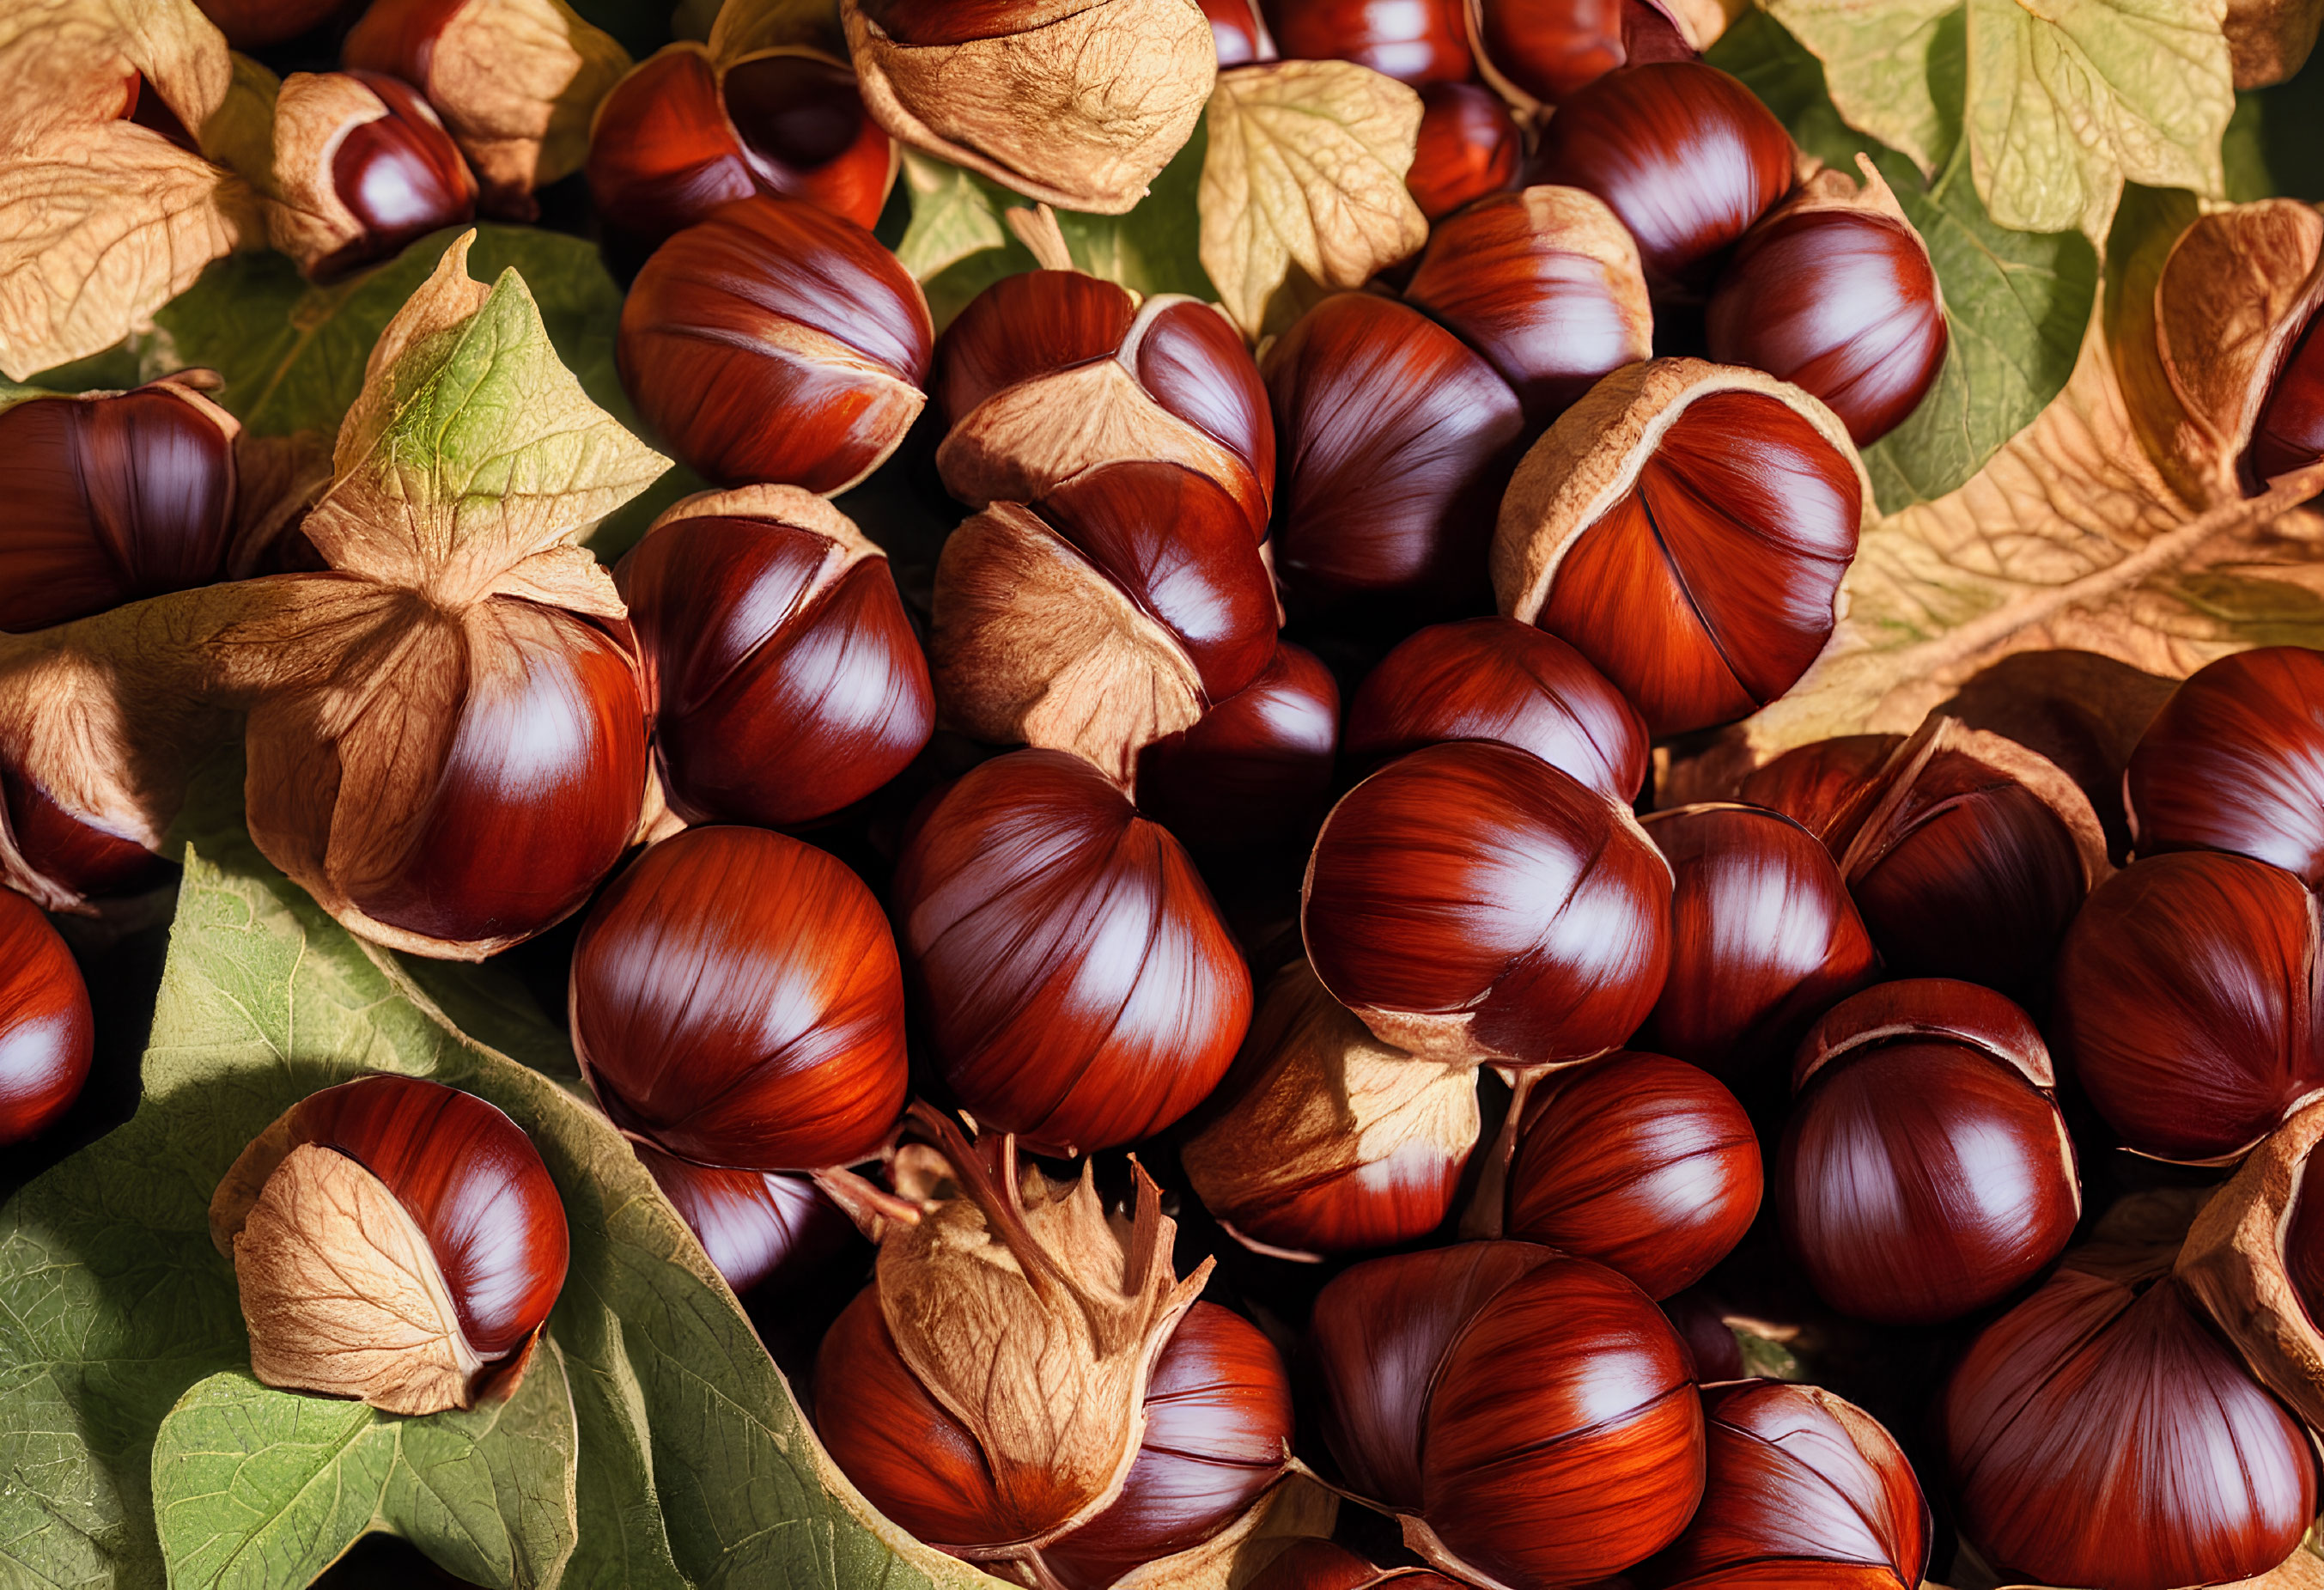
(1311, 1241), (1705, 1587)
(587, 45), (897, 271)
(1779, 980), (2079, 1325)
(1303, 740), (1671, 1069)
(1200, 0), (1275, 64)
(892, 749), (1252, 1156)
(1406, 82), (1521, 222)
(618, 195), (933, 493)
(2291, 1143), (2324, 1331)
(1504, 1052), (1761, 1301)
(814, 1295), (1291, 1579)
(1634, 1380), (1930, 1590)
(635, 1144), (861, 1297)
(2126, 646), (2324, 888)
(2244, 303), (2324, 494)
(615, 491), (933, 829)
(1260, 0), (1472, 83)
(0, 758), (170, 898)
(1136, 641), (1340, 856)
(1472, 0), (1625, 101)
(1531, 61), (1795, 300)
(2053, 850), (2324, 1164)
(1342, 618), (1647, 802)
(1263, 293), (1525, 633)
(0, 886), (94, 1148)
(313, 72), (479, 283)
(1944, 1265), (2316, 1590)
(571, 825), (909, 1172)
(1245, 1541), (1463, 1590)
(1735, 734), (1901, 851)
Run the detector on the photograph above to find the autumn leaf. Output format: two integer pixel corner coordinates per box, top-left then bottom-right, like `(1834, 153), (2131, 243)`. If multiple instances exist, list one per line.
(1198, 58), (1427, 338)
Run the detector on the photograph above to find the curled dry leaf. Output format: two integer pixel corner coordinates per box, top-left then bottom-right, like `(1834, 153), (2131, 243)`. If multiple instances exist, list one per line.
(1199, 58), (1429, 340)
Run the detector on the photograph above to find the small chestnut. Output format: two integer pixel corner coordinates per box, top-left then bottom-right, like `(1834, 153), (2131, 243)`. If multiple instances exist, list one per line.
(2244, 298), (2323, 494)
(1260, 0), (1473, 84)
(1201, 0), (1277, 64)
(615, 485), (934, 831)
(208, 1075), (569, 1416)
(265, 70), (479, 283)
(1, 751), (171, 900)
(1405, 82), (1521, 222)
(2124, 644), (2324, 886)
(617, 194), (934, 494)
(891, 749), (1252, 1155)
(1303, 739), (1672, 1069)
(1779, 979), (2080, 1325)
(0, 885), (94, 1148)
(1469, 0), (1625, 103)
(570, 825), (909, 1173)
(634, 1143), (862, 1297)
(1135, 641), (1340, 857)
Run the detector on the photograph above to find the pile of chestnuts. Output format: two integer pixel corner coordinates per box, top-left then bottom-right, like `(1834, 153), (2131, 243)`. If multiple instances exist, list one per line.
(9, 0), (2324, 1588)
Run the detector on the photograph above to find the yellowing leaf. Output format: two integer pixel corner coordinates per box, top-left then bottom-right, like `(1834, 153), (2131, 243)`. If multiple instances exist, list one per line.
(1198, 58), (1427, 339)
(1757, 0), (1959, 173)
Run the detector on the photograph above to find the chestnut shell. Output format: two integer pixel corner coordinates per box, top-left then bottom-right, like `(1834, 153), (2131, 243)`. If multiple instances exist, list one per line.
(0, 886), (94, 1148)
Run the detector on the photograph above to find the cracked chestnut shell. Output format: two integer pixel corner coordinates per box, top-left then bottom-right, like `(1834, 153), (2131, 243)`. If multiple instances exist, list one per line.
(0, 885), (94, 1148)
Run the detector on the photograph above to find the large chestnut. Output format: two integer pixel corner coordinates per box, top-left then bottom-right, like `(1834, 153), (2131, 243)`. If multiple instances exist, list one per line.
(1260, 0), (1473, 83)
(2125, 645), (2324, 887)
(1634, 802), (1877, 1084)
(1263, 292), (1525, 632)
(0, 886), (94, 1148)
(570, 825), (909, 1172)
(891, 749), (1252, 1155)
(587, 44), (897, 270)
(1635, 1380), (1930, 1590)
(2244, 298), (2323, 493)
(1135, 641), (1340, 857)
(1311, 1240), (1705, 1586)
(615, 485), (933, 830)
(1495, 360), (1869, 738)
(0, 377), (238, 634)
(1343, 617), (1647, 801)
(1779, 980), (2079, 1325)
(636, 1144), (862, 1298)
(1531, 60), (1795, 300)
(617, 194), (933, 493)
(208, 1075), (569, 1416)
(265, 71), (478, 283)
(1501, 1051), (1760, 1300)
(1405, 83), (1521, 222)
(1303, 739), (1671, 1069)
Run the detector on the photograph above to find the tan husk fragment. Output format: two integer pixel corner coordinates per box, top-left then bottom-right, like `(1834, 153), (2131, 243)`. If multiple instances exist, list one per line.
(879, 1118), (1214, 1550)
(1097, 1471), (1337, 1590)
(841, 0), (1214, 216)
(2178, 1095), (2324, 1436)
(263, 71), (390, 275)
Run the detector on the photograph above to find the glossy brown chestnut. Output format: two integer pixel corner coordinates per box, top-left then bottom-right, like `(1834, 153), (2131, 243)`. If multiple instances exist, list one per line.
(1660, 1286), (1744, 1382)
(275, 71), (478, 284)
(2053, 849), (2324, 1164)
(0, 755), (171, 899)
(0, 885), (94, 1148)
(0, 377), (237, 633)
(635, 1143), (862, 1297)
(616, 486), (934, 830)
(1264, 292), (1525, 632)
(1403, 186), (1654, 429)
(193, 0), (346, 46)
(2244, 302), (2324, 493)
(1135, 642), (1339, 856)
(586, 44), (897, 271)
(1311, 1241), (1705, 1586)
(1304, 740), (1671, 1069)
(1503, 1051), (1760, 1300)
(1634, 1380), (1930, 1590)
(1470, 0), (1624, 102)
(1733, 733), (1901, 848)
(2125, 645), (2324, 887)
(1201, 0), (1276, 64)
(1780, 980), (2080, 1325)
(1244, 1541), (1462, 1590)
(1343, 617), (1647, 802)
(1634, 803), (1877, 1084)
(1261, 0), (1473, 83)
(617, 194), (933, 493)
(570, 825), (909, 1172)
(891, 749), (1252, 1155)
(1530, 61), (1795, 299)
(1406, 82), (1521, 222)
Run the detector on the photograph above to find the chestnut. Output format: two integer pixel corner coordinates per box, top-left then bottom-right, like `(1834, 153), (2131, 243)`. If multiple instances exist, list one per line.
(1303, 739), (1671, 1069)
(1201, 0), (1277, 64)
(929, 460), (1278, 788)
(1469, 0), (1624, 103)
(1264, 292), (1525, 632)
(586, 44), (897, 271)
(1342, 617), (1647, 802)
(615, 485), (934, 830)
(265, 70), (478, 283)
(1135, 641), (1340, 856)
(1182, 958), (1479, 1259)
(1405, 82), (1521, 222)
(1501, 1051), (1761, 1300)
(1245, 1541), (1461, 1590)
(1634, 802), (1877, 1084)
(1310, 1240), (1705, 1586)
(2, 751), (171, 900)
(1660, 1285), (1743, 1381)
(0, 376), (238, 633)
(0, 885), (94, 1148)
(2124, 645), (2324, 887)
(1778, 979), (2079, 1325)
(891, 749), (1252, 1155)
(208, 1075), (569, 1416)
(1705, 160), (1948, 448)
(1402, 186), (1654, 429)
(2244, 297), (2323, 494)
(1634, 1380), (1930, 1590)
(1494, 359), (1869, 738)
(617, 194), (934, 494)
(1260, 0), (1473, 84)
(1530, 61), (1796, 300)
(570, 825), (909, 1172)
(634, 1144), (861, 1297)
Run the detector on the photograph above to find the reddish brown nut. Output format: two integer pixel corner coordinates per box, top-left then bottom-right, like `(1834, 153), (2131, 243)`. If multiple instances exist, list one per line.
(1135, 642), (1339, 856)
(1, 752), (172, 899)
(1405, 82), (1521, 222)
(265, 70), (479, 283)
(0, 886), (94, 1148)
(1261, 0), (1473, 83)
(1469, 0), (1626, 102)
(2243, 288), (2324, 494)
(1244, 1541), (1462, 1590)
(635, 1144), (862, 1297)
(2126, 645), (2324, 886)
(618, 194), (933, 493)
(1200, 0), (1277, 64)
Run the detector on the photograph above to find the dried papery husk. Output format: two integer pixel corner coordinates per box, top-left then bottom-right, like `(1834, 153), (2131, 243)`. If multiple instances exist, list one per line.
(2181, 1094), (2324, 1436)
(876, 1108), (1215, 1554)
(1099, 1470), (1337, 1590)
(261, 71), (378, 269)
(841, 0), (1215, 215)
(1182, 959), (1480, 1261)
